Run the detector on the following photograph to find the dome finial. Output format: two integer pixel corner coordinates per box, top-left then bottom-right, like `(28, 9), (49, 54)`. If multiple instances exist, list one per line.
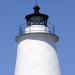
(33, 1), (40, 14)
(36, 0), (37, 6)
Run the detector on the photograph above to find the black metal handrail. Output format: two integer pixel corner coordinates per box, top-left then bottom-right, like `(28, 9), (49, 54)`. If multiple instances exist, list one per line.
(18, 23), (55, 35)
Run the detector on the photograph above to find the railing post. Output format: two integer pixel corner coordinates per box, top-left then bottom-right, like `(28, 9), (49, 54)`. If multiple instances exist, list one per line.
(19, 25), (22, 35)
(53, 25), (55, 34)
(29, 26), (31, 33)
(45, 26), (46, 32)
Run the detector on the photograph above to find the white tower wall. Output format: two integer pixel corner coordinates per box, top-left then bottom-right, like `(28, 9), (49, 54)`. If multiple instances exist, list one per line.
(15, 33), (60, 75)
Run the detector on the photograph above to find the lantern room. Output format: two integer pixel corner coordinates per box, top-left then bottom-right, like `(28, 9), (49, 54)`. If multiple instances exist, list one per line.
(25, 5), (49, 26)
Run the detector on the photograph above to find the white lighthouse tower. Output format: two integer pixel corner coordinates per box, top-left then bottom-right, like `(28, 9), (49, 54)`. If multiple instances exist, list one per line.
(14, 5), (60, 75)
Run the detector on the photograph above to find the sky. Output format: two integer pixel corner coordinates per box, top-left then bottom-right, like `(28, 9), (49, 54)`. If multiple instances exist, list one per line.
(0, 0), (75, 75)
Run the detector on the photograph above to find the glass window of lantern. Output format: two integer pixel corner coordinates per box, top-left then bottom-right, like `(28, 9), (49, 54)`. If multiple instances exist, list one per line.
(27, 16), (47, 26)
(27, 20), (30, 26)
(39, 16), (47, 25)
(30, 16), (40, 25)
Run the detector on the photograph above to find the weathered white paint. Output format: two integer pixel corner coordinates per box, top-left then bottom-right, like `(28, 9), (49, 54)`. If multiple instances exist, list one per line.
(15, 33), (60, 75)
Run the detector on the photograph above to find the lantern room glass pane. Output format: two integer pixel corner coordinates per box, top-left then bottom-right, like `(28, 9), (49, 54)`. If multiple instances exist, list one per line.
(27, 16), (47, 26)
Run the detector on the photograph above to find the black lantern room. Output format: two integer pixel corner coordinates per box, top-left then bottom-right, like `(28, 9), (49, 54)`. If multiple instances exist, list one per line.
(25, 5), (49, 26)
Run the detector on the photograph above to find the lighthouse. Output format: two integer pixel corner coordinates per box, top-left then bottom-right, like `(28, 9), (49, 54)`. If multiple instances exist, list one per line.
(14, 5), (60, 75)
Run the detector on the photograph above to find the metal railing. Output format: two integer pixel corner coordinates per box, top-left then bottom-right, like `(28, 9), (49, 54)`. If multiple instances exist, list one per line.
(18, 23), (55, 35)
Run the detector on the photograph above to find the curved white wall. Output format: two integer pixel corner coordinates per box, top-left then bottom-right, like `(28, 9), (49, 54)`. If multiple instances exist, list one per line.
(15, 34), (60, 75)
(25, 25), (48, 33)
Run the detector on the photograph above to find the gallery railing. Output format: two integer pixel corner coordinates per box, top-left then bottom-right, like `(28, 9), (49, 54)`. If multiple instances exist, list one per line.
(18, 23), (55, 35)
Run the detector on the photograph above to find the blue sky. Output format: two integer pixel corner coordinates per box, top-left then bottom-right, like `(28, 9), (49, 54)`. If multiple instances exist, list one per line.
(0, 0), (75, 75)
